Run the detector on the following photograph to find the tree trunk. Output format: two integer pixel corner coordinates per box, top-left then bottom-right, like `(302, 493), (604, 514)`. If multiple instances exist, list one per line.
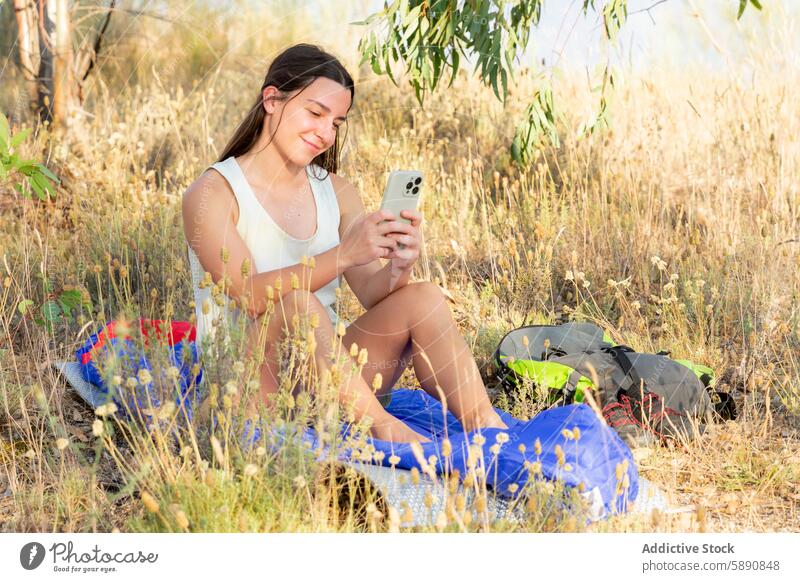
(36, 0), (55, 122)
(12, 0), (39, 109)
(53, 0), (73, 121)
(13, 0), (111, 125)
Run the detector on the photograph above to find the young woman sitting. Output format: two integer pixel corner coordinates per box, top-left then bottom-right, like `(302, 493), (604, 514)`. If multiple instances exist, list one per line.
(182, 44), (507, 442)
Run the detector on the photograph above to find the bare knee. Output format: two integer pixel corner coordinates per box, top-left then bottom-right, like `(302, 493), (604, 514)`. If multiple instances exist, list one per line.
(395, 281), (449, 325)
(397, 281), (446, 303)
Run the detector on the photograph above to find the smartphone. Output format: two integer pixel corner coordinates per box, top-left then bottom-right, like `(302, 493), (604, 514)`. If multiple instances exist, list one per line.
(379, 170), (423, 250)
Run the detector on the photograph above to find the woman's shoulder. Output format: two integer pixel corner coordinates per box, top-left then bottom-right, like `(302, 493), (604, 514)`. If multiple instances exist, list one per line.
(326, 171), (362, 212)
(181, 166), (239, 223)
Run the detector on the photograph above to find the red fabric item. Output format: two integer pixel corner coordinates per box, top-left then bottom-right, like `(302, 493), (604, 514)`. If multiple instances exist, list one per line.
(80, 319), (196, 365)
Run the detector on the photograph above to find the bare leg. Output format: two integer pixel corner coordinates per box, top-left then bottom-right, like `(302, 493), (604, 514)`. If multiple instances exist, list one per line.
(241, 289), (428, 443)
(342, 281), (507, 433)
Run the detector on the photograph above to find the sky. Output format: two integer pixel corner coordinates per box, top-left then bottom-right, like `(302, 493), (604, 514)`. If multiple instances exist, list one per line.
(526, 0), (796, 72)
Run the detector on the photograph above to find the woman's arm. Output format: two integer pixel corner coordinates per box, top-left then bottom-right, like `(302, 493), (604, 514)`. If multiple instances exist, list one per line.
(342, 230), (414, 308)
(182, 169), (348, 318)
(331, 174), (420, 310)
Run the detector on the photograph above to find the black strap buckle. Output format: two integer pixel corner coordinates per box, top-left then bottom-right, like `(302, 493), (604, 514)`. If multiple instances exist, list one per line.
(541, 346), (567, 360)
(602, 345), (648, 398)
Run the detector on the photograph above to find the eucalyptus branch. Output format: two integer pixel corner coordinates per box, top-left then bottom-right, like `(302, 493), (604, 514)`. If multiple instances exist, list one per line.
(355, 0), (764, 167)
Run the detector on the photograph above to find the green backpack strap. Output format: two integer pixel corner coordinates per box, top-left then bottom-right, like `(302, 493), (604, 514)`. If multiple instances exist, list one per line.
(673, 359), (716, 388)
(502, 357), (594, 403)
(561, 367), (593, 405)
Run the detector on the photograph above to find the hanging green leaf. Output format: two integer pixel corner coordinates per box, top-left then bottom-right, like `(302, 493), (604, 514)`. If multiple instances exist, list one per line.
(511, 84), (560, 166)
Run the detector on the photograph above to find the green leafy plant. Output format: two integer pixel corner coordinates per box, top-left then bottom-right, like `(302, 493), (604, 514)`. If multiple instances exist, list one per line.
(18, 281), (87, 332)
(0, 112), (60, 200)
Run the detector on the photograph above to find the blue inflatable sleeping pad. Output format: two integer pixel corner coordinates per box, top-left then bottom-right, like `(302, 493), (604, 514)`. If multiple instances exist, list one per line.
(287, 388), (638, 520)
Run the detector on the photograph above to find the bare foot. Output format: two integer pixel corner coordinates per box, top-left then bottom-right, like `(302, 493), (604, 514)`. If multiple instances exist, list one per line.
(371, 421), (430, 443)
(462, 410), (509, 432)
(483, 414), (509, 430)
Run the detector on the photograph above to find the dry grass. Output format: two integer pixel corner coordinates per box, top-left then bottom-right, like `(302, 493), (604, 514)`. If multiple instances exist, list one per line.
(1, 2), (798, 532)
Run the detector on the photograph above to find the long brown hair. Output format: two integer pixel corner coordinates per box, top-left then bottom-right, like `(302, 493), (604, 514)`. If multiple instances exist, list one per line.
(217, 44), (354, 177)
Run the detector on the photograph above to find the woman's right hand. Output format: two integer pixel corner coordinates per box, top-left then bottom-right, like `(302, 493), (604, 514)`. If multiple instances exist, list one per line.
(339, 209), (399, 269)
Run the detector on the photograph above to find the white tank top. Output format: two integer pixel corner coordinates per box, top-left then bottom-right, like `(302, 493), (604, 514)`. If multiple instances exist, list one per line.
(187, 156), (343, 348)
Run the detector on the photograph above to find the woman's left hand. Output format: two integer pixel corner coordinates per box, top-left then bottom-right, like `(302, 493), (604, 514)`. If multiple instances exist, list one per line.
(385, 210), (422, 270)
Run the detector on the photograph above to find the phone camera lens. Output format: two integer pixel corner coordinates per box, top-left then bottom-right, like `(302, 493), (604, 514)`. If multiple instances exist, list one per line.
(406, 181), (413, 189)
(414, 177), (422, 185)
(412, 186), (419, 194)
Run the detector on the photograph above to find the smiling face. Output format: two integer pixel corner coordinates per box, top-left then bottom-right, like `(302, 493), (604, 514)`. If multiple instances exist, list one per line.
(262, 76), (352, 167)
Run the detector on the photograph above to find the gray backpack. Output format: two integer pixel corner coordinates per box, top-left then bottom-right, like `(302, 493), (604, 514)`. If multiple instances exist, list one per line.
(493, 322), (735, 433)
